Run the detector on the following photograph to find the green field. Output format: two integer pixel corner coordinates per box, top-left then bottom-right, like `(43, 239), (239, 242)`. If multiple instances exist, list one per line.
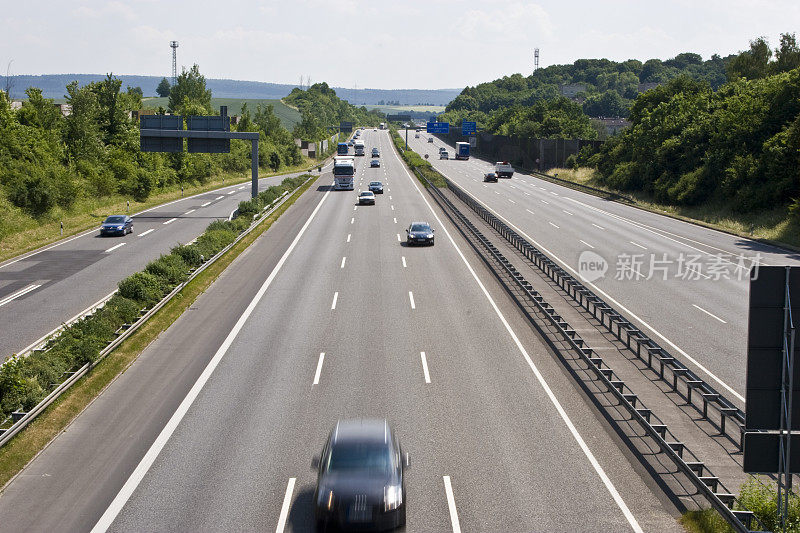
(140, 97), (301, 129)
(365, 104), (446, 113)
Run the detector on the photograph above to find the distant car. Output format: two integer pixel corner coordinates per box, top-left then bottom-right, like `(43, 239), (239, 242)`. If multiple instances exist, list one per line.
(484, 172), (498, 182)
(438, 147), (446, 153)
(313, 420), (408, 531)
(372, 148), (380, 157)
(358, 191), (376, 205)
(369, 181), (384, 194)
(100, 215), (133, 236)
(348, 140), (354, 146)
(427, 137), (434, 143)
(414, 133), (420, 138)
(406, 221), (434, 246)
(440, 151), (449, 159)
(371, 159), (381, 168)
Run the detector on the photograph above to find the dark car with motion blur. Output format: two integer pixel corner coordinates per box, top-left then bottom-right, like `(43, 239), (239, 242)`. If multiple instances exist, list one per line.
(484, 172), (498, 183)
(369, 181), (384, 194)
(313, 419), (408, 531)
(371, 159), (381, 168)
(100, 215), (133, 236)
(406, 221), (434, 246)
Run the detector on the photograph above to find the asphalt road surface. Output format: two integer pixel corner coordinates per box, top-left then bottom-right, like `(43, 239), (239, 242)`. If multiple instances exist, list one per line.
(0, 169), (321, 358)
(0, 130), (683, 532)
(403, 130), (800, 405)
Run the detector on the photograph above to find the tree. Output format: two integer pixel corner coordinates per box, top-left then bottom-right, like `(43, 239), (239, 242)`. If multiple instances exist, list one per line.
(167, 65), (212, 115)
(727, 36), (772, 80)
(63, 81), (102, 162)
(156, 78), (171, 98)
(774, 32), (800, 74)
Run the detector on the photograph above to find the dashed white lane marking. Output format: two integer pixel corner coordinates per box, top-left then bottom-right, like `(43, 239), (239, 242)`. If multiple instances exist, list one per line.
(541, 200), (549, 205)
(402, 256), (407, 268)
(227, 190), (236, 195)
(549, 222), (560, 229)
(347, 234), (351, 243)
(443, 476), (462, 533)
(138, 229), (154, 237)
(331, 292), (339, 310)
(389, 196), (393, 200)
(163, 218), (177, 225)
(394, 217), (397, 224)
(563, 210), (573, 216)
(105, 242), (126, 253)
(313, 353), (325, 385)
(215, 196), (224, 200)
(391, 205), (395, 210)
(508, 199), (516, 204)
(408, 291), (416, 309)
(693, 304), (727, 324)
(351, 217), (355, 224)
(201, 202), (211, 207)
(592, 223), (605, 230)
(340, 257), (346, 269)
(354, 206), (357, 211)
(580, 239), (595, 249)
(494, 190), (500, 195)
(397, 234), (401, 242)
(238, 185), (246, 190)
(420, 351), (431, 383)
(550, 191), (559, 196)
(526, 209), (535, 215)
(524, 191), (530, 196)
(275, 477), (296, 533)
(0, 284), (42, 308)
(184, 209), (195, 215)
(629, 241), (647, 250)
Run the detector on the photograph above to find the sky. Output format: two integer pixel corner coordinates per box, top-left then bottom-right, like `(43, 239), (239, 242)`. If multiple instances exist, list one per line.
(1, 0), (798, 90)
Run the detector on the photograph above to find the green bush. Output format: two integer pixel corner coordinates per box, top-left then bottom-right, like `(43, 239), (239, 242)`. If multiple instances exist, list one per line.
(118, 271), (168, 306)
(171, 243), (204, 268)
(145, 254), (189, 285)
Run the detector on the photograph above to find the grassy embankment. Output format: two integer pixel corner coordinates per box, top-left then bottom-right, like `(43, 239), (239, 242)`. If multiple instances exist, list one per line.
(0, 174), (318, 489)
(0, 159), (323, 264)
(544, 167), (800, 250)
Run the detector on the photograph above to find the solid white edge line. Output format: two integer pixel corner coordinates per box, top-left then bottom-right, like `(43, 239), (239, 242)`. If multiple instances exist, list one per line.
(90, 181), (332, 533)
(408, 291), (415, 309)
(420, 351), (431, 383)
(394, 141), (643, 532)
(163, 218), (177, 225)
(313, 353), (325, 385)
(692, 304), (728, 324)
(0, 284), (42, 307)
(443, 476), (462, 533)
(448, 174), (745, 403)
(137, 229), (154, 237)
(275, 477), (296, 533)
(331, 292), (339, 310)
(105, 243), (126, 253)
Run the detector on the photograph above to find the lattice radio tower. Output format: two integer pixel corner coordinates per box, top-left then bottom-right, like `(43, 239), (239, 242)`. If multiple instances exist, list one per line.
(534, 48), (540, 71)
(170, 41), (179, 84)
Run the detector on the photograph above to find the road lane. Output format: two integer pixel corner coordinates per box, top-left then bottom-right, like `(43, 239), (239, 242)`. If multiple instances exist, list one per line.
(404, 131), (800, 400)
(0, 168), (319, 358)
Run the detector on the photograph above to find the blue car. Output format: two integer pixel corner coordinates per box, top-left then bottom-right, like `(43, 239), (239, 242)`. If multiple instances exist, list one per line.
(100, 215), (133, 236)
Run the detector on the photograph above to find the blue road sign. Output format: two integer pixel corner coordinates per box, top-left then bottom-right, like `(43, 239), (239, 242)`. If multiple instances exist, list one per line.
(426, 122), (450, 134)
(462, 121), (477, 135)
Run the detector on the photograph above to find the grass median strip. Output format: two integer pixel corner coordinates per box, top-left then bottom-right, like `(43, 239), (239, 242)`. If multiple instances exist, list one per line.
(0, 175), (318, 489)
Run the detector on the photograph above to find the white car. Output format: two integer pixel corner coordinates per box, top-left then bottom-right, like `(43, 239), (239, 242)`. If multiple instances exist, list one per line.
(358, 191), (376, 205)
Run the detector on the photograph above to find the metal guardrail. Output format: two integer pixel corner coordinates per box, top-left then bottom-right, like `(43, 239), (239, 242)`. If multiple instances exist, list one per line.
(0, 183), (304, 448)
(415, 169), (761, 533)
(445, 176), (747, 449)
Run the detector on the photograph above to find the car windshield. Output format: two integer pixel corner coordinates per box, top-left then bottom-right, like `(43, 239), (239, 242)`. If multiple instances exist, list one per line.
(360, 192), (372, 196)
(410, 224), (430, 232)
(327, 442), (394, 473)
(105, 216), (126, 223)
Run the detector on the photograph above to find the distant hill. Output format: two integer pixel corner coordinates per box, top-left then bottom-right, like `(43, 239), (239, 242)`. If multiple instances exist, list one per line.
(5, 74), (460, 106)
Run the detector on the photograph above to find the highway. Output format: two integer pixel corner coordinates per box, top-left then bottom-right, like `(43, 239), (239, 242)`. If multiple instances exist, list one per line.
(0, 169), (319, 358)
(0, 130), (683, 531)
(403, 130), (800, 404)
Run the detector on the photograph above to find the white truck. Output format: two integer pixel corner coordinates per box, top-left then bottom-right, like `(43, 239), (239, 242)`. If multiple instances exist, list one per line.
(354, 139), (366, 156)
(333, 156), (355, 190)
(495, 161), (514, 178)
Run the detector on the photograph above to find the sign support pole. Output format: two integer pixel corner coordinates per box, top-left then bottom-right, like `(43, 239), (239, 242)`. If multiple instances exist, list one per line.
(251, 138), (259, 199)
(779, 266), (796, 530)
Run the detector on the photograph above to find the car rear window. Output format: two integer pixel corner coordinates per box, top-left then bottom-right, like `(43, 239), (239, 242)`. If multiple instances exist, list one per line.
(105, 216), (126, 223)
(327, 442), (394, 473)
